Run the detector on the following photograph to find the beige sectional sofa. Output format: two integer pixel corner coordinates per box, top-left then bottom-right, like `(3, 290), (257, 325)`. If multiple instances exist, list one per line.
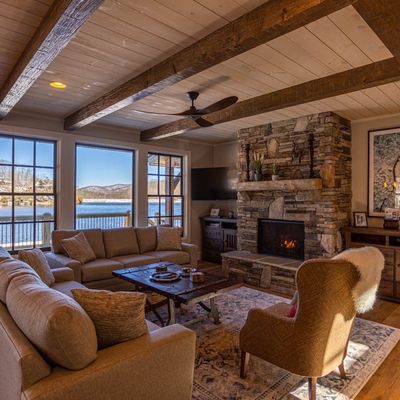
(46, 226), (198, 290)
(0, 254), (196, 400)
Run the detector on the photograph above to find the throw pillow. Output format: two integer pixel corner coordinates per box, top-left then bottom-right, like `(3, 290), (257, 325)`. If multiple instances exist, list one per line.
(287, 303), (298, 318)
(156, 226), (182, 251)
(72, 288), (148, 349)
(61, 232), (96, 264)
(18, 248), (55, 287)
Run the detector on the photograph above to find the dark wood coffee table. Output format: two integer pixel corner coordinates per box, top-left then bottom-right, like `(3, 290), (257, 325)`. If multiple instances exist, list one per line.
(112, 262), (237, 326)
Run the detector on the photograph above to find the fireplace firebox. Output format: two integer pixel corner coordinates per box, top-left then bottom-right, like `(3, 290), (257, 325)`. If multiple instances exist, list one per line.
(258, 219), (305, 260)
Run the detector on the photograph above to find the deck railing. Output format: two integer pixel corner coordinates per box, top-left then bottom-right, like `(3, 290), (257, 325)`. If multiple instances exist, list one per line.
(0, 211), (132, 250)
(76, 211), (132, 230)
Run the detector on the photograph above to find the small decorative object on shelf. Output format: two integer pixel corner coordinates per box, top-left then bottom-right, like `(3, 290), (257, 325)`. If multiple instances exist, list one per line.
(210, 208), (220, 217)
(384, 220), (399, 229)
(252, 151), (263, 181)
(384, 208), (400, 229)
(353, 211), (368, 227)
(271, 162), (279, 181)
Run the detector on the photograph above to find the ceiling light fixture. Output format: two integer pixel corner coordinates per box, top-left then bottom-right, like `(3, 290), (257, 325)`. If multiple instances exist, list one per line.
(49, 81), (66, 89)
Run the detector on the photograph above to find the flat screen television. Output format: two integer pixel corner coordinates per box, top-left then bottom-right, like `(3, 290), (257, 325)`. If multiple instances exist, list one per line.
(191, 167), (237, 200)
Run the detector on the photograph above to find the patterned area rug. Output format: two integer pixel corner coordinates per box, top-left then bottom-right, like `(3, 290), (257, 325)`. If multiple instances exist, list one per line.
(151, 286), (400, 400)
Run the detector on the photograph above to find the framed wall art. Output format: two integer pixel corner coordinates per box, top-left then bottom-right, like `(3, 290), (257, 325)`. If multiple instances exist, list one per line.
(369, 127), (400, 217)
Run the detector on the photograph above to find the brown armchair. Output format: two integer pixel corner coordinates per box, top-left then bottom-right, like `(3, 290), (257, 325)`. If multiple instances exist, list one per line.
(240, 259), (360, 400)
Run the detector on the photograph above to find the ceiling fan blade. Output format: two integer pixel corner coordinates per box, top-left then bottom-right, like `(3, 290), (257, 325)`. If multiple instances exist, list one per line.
(199, 96), (238, 114)
(195, 117), (213, 127)
(131, 109), (182, 116)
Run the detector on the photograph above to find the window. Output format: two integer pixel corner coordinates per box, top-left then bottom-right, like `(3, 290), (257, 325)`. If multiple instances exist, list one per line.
(0, 135), (56, 251)
(147, 153), (183, 227)
(75, 144), (134, 229)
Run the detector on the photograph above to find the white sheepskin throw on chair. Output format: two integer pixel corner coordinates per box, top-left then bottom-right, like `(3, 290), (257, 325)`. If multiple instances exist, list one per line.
(333, 246), (384, 314)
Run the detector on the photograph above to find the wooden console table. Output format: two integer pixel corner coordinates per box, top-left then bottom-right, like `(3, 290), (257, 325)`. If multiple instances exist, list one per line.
(343, 226), (400, 302)
(201, 217), (237, 263)
(221, 251), (302, 297)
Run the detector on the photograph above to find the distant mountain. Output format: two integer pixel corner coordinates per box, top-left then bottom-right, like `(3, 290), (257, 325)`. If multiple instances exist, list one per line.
(76, 184), (132, 199)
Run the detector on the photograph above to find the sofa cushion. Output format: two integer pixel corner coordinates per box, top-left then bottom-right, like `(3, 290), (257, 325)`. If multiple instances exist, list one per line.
(144, 251), (189, 265)
(0, 259), (40, 303)
(156, 226), (182, 251)
(61, 232), (97, 264)
(81, 259), (124, 283)
(135, 226), (157, 253)
(0, 302), (51, 395)
(0, 246), (12, 262)
(6, 273), (97, 370)
(72, 289), (148, 349)
(111, 254), (159, 268)
(52, 280), (86, 298)
(52, 229), (106, 258)
(18, 248), (55, 287)
(103, 227), (140, 258)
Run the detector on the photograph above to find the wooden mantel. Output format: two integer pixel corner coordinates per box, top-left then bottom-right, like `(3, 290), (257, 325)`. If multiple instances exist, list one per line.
(237, 178), (322, 192)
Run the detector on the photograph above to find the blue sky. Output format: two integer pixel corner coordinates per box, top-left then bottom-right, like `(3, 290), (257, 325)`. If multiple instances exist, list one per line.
(0, 137), (54, 167)
(76, 145), (133, 188)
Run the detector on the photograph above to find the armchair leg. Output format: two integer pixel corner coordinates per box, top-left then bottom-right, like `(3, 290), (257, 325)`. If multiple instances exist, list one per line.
(240, 351), (250, 379)
(308, 377), (317, 400)
(338, 362), (347, 380)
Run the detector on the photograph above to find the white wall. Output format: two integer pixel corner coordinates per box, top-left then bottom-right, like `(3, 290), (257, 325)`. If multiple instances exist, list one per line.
(0, 111), (214, 244)
(352, 112), (400, 227)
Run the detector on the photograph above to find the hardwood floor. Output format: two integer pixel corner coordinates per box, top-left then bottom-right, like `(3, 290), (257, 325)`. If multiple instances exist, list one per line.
(198, 261), (400, 399)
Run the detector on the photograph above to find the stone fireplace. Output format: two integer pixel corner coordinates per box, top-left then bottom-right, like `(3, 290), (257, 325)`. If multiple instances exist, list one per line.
(237, 112), (352, 259)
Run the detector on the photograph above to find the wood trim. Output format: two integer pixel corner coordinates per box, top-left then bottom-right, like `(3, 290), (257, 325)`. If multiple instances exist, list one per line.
(64, 0), (356, 130)
(0, 0), (103, 119)
(140, 58), (400, 141)
(354, 0), (400, 61)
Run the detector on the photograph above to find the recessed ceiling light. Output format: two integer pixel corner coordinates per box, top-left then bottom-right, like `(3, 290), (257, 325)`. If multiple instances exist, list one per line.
(49, 81), (66, 89)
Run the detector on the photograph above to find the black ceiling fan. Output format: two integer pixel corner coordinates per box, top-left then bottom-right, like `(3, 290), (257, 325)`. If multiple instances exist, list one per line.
(131, 91), (238, 127)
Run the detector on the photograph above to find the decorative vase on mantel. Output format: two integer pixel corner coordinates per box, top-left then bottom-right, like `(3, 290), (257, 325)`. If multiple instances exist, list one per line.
(271, 162), (279, 181)
(254, 172), (263, 181)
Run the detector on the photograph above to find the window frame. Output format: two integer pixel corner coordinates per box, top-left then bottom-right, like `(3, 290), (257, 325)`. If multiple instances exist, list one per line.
(147, 152), (184, 228)
(74, 143), (135, 229)
(0, 134), (57, 252)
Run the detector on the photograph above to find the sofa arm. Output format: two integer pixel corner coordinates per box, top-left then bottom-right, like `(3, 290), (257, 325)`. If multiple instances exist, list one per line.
(24, 324), (196, 400)
(51, 267), (75, 283)
(181, 242), (199, 267)
(45, 253), (81, 282)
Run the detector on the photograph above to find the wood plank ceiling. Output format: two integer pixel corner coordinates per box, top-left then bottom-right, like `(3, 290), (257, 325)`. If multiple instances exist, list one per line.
(0, 0), (399, 143)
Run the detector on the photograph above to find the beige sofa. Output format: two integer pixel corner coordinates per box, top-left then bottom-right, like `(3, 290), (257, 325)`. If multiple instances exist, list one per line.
(0, 255), (196, 400)
(46, 226), (198, 290)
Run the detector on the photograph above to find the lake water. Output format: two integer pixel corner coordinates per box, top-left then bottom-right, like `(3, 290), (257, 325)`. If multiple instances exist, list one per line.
(0, 201), (182, 247)
(0, 201), (182, 218)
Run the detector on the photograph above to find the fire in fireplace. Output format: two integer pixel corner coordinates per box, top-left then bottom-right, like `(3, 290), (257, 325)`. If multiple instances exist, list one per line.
(258, 219), (305, 260)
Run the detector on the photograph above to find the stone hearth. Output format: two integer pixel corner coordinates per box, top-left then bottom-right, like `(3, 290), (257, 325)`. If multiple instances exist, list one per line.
(237, 112), (351, 259)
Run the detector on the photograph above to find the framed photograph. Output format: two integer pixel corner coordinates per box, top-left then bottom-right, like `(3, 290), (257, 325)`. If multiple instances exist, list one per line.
(210, 208), (220, 217)
(369, 127), (400, 217)
(353, 212), (368, 227)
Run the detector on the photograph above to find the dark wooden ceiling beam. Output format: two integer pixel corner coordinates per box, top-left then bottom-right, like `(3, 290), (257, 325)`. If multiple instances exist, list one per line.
(64, 0), (356, 130)
(0, 0), (103, 119)
(354, 0), (400, 61)
(140, 57), (400, 141)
